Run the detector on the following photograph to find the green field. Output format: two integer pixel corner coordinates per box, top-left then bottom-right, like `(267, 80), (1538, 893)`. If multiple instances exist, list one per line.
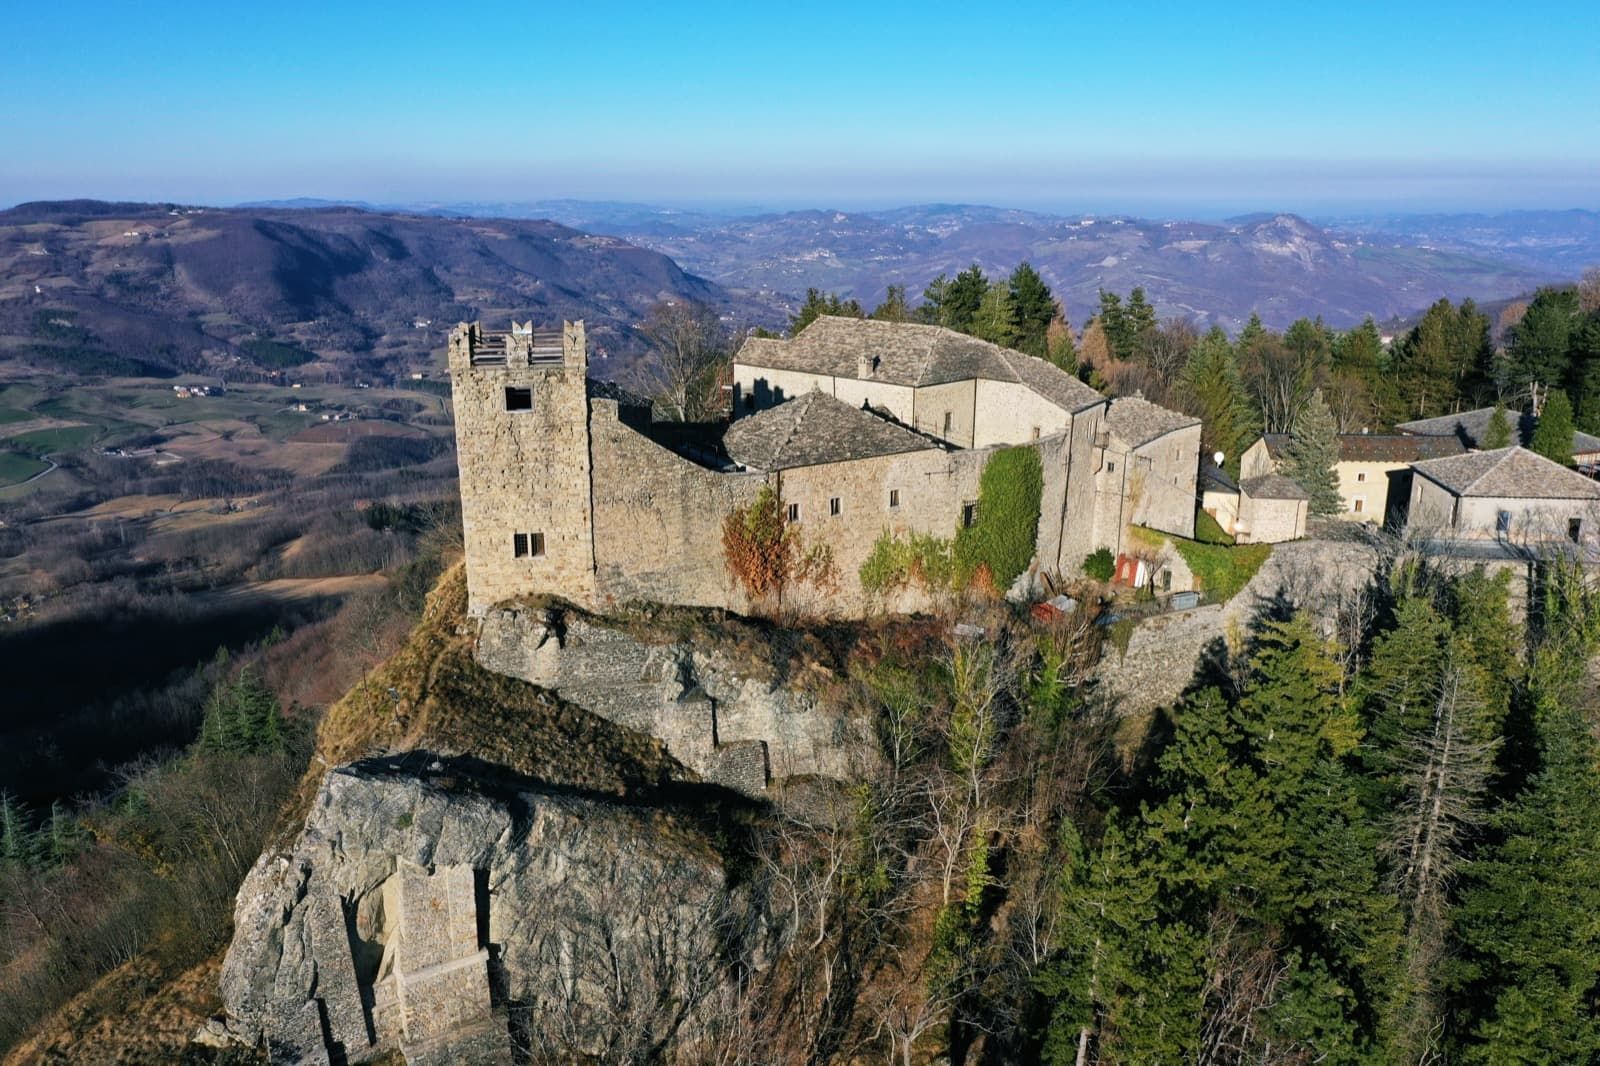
(9, 424), (101, 455)
(0, 451), (48, 486)
(0, 407), (33, 425)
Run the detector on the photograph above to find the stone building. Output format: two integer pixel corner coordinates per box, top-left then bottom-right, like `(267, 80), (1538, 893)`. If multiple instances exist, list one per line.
(1241, 432), (1467, 524)
(1406, 446), (1600, 543)
(449, 316), (1201, 618)
(1397, 406), (1600, 469)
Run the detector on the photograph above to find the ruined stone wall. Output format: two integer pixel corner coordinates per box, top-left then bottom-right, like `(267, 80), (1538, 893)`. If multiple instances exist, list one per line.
(972, 379), (1072, 447)
(451, 323), (596, 617)
(588, 400), (766, 610)
(911, 379), (978, 446)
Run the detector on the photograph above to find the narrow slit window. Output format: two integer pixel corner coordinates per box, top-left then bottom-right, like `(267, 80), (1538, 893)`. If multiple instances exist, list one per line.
(1570, 517), (1583, 542)
(942, 410), (953, 434)
(829, 497), (841, 517)
(888, 488), (900, 509)
(530, 532), (545, 557)
(786, 502), (800, 523)
(513, 532), (529, 557)
(962, 502), (979, 528)
(505, 386), (533, 411)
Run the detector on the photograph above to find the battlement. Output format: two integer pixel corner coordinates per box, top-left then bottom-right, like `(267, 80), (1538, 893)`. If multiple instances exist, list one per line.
(448, 319), (586, 372)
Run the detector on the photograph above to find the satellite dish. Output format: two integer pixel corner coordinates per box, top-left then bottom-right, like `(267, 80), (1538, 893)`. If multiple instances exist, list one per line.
(1213, 451), (1225, 467)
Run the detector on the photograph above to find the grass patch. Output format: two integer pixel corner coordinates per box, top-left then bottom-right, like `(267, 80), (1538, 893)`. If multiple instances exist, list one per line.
(0, 406), (34, 425)
(1172, 539), (1271, 604)
(0, 451), (48, 486)
(1194, 508), (1235, 545)
(240, 338), (318, 369)
(9, 424), (101, 455)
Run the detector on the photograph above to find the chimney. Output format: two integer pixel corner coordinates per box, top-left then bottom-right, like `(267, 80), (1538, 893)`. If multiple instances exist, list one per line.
(857, 353), (878, 379)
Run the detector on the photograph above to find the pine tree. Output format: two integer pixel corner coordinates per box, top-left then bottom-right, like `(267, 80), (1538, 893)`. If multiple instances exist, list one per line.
(789, 288), (863, 334)
(1124, 287), (1157, 360)
(1097, 291), (1128, 359)
(1482, 403), (1514, 449)
(1284, 389), (1343, 515)
(970, 282), (1017, 347)
(1008, 262), (1056, 356)
(0, 792), (37, 871)
(1507, 287), (1580, 392)
(937, 264), (988, 333)
(1179, 327), (1258, 474)
(1238, 312), (1266, 352)
(1529, 389), (1574, 465)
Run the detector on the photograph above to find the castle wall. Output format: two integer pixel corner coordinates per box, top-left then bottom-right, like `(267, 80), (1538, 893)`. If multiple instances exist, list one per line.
(588, 400), (766, 610)
(1061, 405), (1106, 568)
(451, 324), (596, 617)
(734, 364), (916, 423)
(973, 379), (1072, 447)
(1132, 424), (1202, 539)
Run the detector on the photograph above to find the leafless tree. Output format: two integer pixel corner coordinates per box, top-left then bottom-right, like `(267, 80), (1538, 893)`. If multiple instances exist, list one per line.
(1245, 336), (1325, 434)
(1579, 266), (1600, 315)
(632, 299), (730, 422)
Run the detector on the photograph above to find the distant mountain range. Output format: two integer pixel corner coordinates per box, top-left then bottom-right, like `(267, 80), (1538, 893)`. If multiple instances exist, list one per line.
(0, 201), (757, 378)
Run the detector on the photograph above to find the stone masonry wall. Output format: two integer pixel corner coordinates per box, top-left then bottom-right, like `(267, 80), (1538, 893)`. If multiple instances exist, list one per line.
(451, 324), (596, 617)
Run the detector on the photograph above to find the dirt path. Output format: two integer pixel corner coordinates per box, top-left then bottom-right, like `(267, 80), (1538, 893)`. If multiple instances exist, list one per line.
(197, 573), (389, 606)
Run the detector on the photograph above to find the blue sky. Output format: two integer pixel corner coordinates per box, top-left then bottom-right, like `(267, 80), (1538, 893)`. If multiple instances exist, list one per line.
(2, 0), (1597, 214)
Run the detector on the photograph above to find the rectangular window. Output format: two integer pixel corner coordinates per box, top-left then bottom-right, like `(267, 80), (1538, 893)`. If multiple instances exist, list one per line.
(942, 410), (953, 434)
(1497, 510), (1512, 535)
(1570, 517), (1583, 543)
(513, 532), (546, 558)
(1356, 471), (1367, 483)
(888, 488), (900, 509)
(504, 386), (533, 411)
(1107, 461), (1116, 474)
(1353, 498), (1365, 513)
(786, 502), (800, 523)
(1032, 426), (1041, 441)
(962, 502), (979, 528)
(530, 532), (545, 557)
(829, 496), (841, 517)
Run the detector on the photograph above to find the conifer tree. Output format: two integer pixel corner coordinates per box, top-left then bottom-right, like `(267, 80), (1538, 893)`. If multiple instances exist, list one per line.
(1284, 389), (1343, 515)
(1008, 262), (1056, 356)
(0, 791), (35, 871)
(1530, 389), (1575, 465)
(869, 284), (909, 322)
(970, 282), (1018, 347)
(1044, 313), (1077, 372)
(1179, 327), (1257, 475)
(790, 288), (864, 334)
(1123, 287), (1157, 359)
(1097, 291), (1128, 359)
(1507, 287), (1580, 392)
(935, 264), (988, 333)
(1238, 311), (1266, 352)
(1482, 403), (1513, 449)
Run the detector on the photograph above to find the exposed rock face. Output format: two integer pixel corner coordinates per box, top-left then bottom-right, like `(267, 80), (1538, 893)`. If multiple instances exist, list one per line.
(220, 760), (766, 1064)
(476, 605), (875, 795)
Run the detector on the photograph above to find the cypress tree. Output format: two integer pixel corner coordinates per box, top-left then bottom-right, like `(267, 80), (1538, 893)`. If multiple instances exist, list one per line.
(1284, 389), (1343, 515)
(1530, 389), (1575, 465)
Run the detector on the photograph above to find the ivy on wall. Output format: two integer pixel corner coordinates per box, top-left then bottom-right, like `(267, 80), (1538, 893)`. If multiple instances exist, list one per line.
(954, 446), (1044, 591)
(859, 530), (956, 595)
(721, 485), (838, 605)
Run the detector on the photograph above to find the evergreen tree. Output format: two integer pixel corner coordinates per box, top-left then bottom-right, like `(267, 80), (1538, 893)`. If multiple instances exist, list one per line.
(1008, 262), (1056, 356)
(1482, 403), (1513, 449)
(1238, 311), (1266, 352)
(789, 288), (864, 334)
(934, 263), (988, 333)
(1097, 291), (1129, 360)
(1391, 299), (1489, 419)
(1284, 389), (1343, 515)
(1044, 313), (1077, 371)
(199, 665), (283, 755)
(869, 284), (909, 322)
(1507, 287), (1580, 392)
(1179, 327), (1258, 475)
(1529, 389), (1575, 465)
(970, 281), (1018, 347)
(0, 791), (36, 870)
(1567, 315), (1600, 434)
(1123, 287), (1157, 359)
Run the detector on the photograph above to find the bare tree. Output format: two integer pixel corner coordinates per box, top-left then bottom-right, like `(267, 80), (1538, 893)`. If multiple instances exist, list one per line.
(1579, 266), (1600, 315)
(632, 300), (729, 422)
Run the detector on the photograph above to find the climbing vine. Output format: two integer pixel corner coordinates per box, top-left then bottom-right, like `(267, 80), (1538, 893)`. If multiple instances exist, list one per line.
(953, 446), (1044, 591)
(721, 485), (838, 604)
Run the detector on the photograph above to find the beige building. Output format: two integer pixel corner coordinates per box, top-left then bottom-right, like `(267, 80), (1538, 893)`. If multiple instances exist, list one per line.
(1093, 394), (1202, 556)
(1237, 473), (1309, 543)
(1406, 446), (1600, 543)
(451, 316), (1202, 619)
(1241, 433), (1469, 524)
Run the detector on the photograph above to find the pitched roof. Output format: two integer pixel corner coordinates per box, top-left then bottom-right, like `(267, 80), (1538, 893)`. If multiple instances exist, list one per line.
(1396, 406), (1600, 455)
(1409, 446), (1600, 500)
(1258, 432), (1469, 464)
(736, 316), (1106, 414)
(1200, 460), (1238, 493)
(1105, 395), (1199, 448)
(1240, 473), (1310, 500)
(722, 390), (939, 471)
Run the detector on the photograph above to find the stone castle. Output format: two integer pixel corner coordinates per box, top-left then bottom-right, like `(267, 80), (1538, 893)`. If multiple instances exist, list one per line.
(448, 316), (1203, 617)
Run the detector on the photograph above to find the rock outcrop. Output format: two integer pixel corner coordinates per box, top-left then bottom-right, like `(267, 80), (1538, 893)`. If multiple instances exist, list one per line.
(219, 759), (768, 1064)
(476, 604), (875, 795)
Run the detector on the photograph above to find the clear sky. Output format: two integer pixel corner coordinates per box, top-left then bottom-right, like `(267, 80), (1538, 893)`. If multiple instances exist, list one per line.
(2, 0), (1597, 215)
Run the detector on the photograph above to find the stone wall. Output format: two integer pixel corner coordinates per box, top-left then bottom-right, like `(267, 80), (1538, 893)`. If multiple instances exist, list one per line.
(588, 399), (765, 611)
(1132, 424), (1203, 540)
(973, 378), (1072, 448)
(1238, 490), (1307, 543)
(451, 323), (596, 617)
(475, 605), (877, 793)
(911, 379), (978, 446)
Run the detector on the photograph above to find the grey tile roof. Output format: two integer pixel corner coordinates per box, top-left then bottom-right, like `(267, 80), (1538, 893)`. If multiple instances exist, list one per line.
(1240, 473), (1310, 500)
(736, 316), (1106, 413)
(1200, 460), (1238, 493)
(1396, 407), (1600, 455)
(722, 390), (940, 471)
(1410, 446), (1600, 499)
(1106, 395), (1199, 448)
(1259, 432), (1469, 464)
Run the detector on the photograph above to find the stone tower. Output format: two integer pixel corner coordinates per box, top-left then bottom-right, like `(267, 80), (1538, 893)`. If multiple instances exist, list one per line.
(449, 320), (596, 616)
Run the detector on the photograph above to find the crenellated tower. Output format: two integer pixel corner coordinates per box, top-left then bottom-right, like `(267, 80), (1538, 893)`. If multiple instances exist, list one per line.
(449, 320), (596, 616)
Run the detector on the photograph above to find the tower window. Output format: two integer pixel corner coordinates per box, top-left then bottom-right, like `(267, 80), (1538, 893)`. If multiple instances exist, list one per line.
(942, 410), (953, 435)
(787, 502), (800, 523)
(830, 497), (842, 517)
(505, 387), (533, 411)
(513, 532), (545, 558)
(1356, 471), (1367, 482)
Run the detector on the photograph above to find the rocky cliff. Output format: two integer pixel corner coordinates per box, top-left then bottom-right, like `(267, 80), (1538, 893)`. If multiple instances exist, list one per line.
(216, 759), (769, 1064)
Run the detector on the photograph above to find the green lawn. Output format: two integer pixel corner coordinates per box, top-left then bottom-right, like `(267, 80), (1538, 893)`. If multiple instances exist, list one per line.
(0, 451), (48, 486)
(9, 424), (101, 455)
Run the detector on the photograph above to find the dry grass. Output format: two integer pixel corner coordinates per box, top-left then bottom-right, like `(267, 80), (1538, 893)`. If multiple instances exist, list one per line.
(0, 954), (237, 1066)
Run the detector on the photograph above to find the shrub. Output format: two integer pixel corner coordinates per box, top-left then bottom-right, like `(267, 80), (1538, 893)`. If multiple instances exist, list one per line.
(1083, 547), (1115, 582)
(859, 530), (956, 595)
(954, 447), (1043, 590)
(240, 338), (318, 369)
(1172, 540), (1271, 604)
(722, 486), (838, 604)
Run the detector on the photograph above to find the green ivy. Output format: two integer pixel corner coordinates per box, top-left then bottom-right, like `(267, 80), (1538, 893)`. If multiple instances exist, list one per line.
(859, 529), (956, 594)
(954, 446), (1044, 590)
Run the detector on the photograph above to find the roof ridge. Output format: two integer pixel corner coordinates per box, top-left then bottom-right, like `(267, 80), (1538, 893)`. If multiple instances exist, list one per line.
(769, 390), (821, 465)
(1463, 446), (1520, 491)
